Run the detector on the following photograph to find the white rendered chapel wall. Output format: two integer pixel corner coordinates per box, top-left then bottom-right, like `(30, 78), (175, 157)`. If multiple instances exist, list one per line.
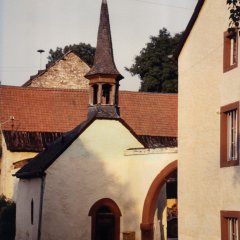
(15, 178), (42, 240)
(39, 119), (177, 240)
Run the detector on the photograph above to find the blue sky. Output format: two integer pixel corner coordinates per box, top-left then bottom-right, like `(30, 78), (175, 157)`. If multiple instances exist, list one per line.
(0, 0), (198, 90)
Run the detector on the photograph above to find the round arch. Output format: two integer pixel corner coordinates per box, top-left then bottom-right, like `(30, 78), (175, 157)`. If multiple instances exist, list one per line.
(89, 198), (122, 240)
(140, 160), (177, 240)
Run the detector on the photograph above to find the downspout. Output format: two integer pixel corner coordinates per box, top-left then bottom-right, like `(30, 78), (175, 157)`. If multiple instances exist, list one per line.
(37, 175), (45, 240)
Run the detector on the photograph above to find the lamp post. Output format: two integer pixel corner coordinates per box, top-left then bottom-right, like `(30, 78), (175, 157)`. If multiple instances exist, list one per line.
(37, 49), (45, 70)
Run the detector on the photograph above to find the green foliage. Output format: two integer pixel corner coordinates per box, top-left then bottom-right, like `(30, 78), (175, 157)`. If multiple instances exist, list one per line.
(0, 195), (16, 240)
(48, 43), (96, 67)
(227, 0), (240, 31)
(126, 28), (182, 93)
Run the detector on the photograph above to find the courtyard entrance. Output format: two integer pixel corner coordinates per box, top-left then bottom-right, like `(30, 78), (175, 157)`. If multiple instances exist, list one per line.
(141, 160), (178, 240)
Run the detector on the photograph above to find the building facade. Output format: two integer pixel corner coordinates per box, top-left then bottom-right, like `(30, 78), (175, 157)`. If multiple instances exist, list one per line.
(177, 0), (240, 239)
(22, 51), (90, 89)
(4, 1), (179, 240)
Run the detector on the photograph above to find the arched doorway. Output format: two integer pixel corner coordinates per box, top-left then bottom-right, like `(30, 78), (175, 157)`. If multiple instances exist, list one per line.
(89, 198), (122, 240)
(141, 160), (177, 240)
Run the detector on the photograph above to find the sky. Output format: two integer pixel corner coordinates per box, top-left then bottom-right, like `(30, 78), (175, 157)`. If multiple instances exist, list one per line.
(0, 0), (198, 91)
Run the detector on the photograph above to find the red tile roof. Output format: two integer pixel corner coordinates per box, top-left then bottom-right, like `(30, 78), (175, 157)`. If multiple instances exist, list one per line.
(0, 86), (177, 137)
(120, 91), (177, 136)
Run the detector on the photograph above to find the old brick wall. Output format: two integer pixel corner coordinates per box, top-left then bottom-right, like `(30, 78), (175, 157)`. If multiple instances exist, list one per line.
(28, 52), (90, 89)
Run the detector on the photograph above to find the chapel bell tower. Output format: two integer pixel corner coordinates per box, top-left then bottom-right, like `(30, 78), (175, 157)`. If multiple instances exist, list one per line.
(85, 0), (123, 116)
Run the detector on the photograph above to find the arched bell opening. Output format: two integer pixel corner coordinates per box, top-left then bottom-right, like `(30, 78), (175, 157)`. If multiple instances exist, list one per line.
(93, 84), (99, 105)
(102, 84), (112, 105)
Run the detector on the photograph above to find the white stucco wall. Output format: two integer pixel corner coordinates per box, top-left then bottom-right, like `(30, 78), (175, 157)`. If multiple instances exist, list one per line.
(38, 119), (177, 240)
(15, 177), (42, 240)
(179, 0), (240, 239)
(0, 135), (37, 199)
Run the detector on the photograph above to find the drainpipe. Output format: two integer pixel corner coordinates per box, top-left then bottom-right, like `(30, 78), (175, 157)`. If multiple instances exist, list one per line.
(37, 175), (45, 240)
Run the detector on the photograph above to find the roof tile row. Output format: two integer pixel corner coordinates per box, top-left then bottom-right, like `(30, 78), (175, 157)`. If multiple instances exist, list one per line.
(0, 86), (177, 137)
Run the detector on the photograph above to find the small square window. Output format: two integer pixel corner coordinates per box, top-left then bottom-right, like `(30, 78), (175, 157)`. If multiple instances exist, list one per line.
(221, 211), (240, 240)
(220, 102), (239, 167)
(223, 30), (238, 72)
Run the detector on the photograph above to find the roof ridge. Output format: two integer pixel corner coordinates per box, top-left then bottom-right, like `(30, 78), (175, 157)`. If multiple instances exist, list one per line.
(120, 91), (178, 96)
(0, 86), (178, 96)
(0, 85), (89, 93)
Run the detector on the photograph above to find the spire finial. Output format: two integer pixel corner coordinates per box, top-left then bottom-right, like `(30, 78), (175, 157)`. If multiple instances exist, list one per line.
(85, 0), (123, 80)
(85, 0), (122, 117)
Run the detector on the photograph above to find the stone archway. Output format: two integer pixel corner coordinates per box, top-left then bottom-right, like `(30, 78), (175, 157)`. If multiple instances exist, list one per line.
(140, 160), (177, 240)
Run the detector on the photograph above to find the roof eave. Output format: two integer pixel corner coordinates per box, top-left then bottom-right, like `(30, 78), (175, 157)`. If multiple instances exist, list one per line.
(13, 114), (98, 179)
(13, 171), (45, 179)
(174, 0), (205, 60)
(85, 72), (124, 81)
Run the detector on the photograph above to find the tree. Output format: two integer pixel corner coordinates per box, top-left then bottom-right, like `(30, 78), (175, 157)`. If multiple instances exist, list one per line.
(126, 28), (183, 93)
(0, 195), (16, 240)
(227, 0), (240, 31)
(48, 43), (96, 67)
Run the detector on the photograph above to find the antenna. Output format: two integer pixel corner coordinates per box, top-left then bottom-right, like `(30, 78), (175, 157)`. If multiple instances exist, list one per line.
(0, 116), (15, 132)
(37, 49), (45, 69)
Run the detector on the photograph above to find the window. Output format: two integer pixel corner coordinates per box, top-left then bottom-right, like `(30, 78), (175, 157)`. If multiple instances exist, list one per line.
(89, 198), (121, 240)
(220, 102), (239, 167)
(221, 211), (240, 240)
(223, 30), (238, 72)
(31, 199), (34, 225)
(102, 84), (111, 104)
(93, 84), (98, 105)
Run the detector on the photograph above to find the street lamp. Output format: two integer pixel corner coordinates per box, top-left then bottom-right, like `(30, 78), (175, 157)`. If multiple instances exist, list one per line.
(37, 49), (45, 69)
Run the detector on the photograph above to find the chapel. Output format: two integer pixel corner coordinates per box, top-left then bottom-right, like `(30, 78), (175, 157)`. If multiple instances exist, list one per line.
(0, 1), (179, 240)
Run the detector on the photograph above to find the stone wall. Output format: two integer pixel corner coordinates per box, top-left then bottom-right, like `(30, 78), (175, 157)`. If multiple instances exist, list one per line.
(26, 52), (90, 89)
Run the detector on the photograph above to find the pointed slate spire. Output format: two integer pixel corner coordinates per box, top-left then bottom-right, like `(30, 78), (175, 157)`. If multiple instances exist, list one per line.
(85, 0), (123, 80)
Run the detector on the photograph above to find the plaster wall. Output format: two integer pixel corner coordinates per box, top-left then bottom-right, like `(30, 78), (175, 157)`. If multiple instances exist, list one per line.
(15, 177), (42, 240)
(0, 135), (37, 199)
(39, 119), (177, 240)
(178, 0), (240, 239)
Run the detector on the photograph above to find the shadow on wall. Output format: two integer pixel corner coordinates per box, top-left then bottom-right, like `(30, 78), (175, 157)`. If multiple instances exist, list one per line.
(233, 159), (240, 186)
(41, 137), (140, 240)
(155, 185), (166, 240)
